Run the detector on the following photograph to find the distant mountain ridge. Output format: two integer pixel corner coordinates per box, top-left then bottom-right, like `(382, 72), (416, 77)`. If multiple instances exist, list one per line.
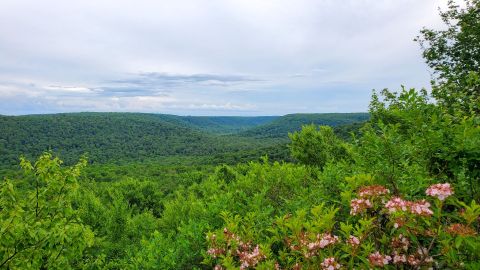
(155, 115), (279, 134)
(238, 113), (370, 138)
(0, 112), (368, 167)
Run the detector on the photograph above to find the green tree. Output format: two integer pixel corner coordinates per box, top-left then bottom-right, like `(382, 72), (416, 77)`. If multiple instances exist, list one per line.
(0, 153), (94, 269)
(289, 125), (349, 168)
(416, 0), (480, 113)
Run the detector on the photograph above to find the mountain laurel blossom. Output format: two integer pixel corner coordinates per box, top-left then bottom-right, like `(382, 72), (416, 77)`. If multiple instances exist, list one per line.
(368, 251), (392, 267)
(391, 234), (409, 251)
(207, 228), (266, 269)
(301, 233), (339, 258)
(409, 200), (434, 216)
(426, 183), (453, 201)
(350, 198), (372, 215)
(320, 257), (342, 270)
(384, 197), (409, 213)
(207, 248), (225, 258)
(392, 252), (407, 264)
(384, 197), (433, 216)
(238, 245), (265, 270)
(407, 247), (433, 267)
(358, 185), (390, 198)
(347, 235), (360, 247)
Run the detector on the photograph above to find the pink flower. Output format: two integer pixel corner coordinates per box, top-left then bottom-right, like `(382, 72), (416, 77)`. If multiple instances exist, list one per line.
(391, 234), (409, 251)
(368, 251), (392, 267)
(407, 247), (433, 266)
(238, 245), (265, 270)
(303, 233), (339, 258)
(409, 200), (433, 216)
(407, 255), (420, 266)
(318, 233), (339, 248)
(358, 185), (390, 198)
(207, 248), (225, 258)
(384, 198), (433, 216)
(350, 198), (372, 215)
(392, 252), (407, 264)
(320, 257), (342, 270)
(347, 235), (360, 247)
(385, 197), (409, 213)
(426, 183), (453, 201)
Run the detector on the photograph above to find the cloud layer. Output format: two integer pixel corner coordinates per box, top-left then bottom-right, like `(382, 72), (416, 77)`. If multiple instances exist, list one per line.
(0, 0), (447, 115)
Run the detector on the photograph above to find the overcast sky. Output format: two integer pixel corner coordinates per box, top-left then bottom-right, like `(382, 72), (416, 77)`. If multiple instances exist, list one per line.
(0, 0), (447, 116)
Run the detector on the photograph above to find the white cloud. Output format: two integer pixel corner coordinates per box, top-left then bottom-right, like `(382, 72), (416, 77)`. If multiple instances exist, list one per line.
(0, 0), (448, 115)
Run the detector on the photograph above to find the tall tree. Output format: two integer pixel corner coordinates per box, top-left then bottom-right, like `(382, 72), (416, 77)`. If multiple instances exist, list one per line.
(416, 0), (480, 114)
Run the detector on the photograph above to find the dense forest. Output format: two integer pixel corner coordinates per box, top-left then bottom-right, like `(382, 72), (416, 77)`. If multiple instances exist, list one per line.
(0, 112), (367, 176)
(1, 1), (479, 269)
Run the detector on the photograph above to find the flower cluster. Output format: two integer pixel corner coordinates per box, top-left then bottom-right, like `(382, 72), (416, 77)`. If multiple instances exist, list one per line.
(223, 227), (241, 243)
(346, 235), (360, 247)
(391, 234), (409, 251)
(294, 233), (339, 258)
(320, 257), (342, 270)
(384, 197), (433, 216)
(426, 183), (453, 201)
(406, 247), (433, 267)
(317, 233), (339, 249)
(206, 181), (480, 269)
(288, 232), (339, 258)
(392, 252), (407, 264)
(409, 200), (433, 216)
(350, 198), (372, 215)
(368, 247), (434, 267)
(384, 197), (409, 213)
(358, 185), (390, 198)
(368, 251), (392, 267)
(238, 245), (265, 270)
(207, 247), (225, 258)
(206, 228), (266, 269)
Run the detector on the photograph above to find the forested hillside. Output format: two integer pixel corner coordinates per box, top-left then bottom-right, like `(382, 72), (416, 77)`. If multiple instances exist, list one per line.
(0, 113), (364, 169)
(0, 1), (479, 269)
(239, 113), (369, 138)
(161, 115), (279, 134)
(0, 113), (262, 166)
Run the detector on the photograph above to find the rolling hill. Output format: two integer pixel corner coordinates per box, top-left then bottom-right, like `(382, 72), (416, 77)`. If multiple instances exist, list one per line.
(0, 112), (368, 168)
(238, 113), (369, 138)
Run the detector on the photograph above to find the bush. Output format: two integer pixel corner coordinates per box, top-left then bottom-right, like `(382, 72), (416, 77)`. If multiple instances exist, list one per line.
(205, 180), (480, 269)
(289, 125), (349, 168)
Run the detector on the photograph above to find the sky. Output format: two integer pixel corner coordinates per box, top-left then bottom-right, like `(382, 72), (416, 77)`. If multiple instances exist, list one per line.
(0, 0), (448, 116)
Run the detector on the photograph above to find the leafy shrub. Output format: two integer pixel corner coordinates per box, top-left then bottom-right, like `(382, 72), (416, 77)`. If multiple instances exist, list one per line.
(0, 153), (94, 269)
(205, 181), (480, 269)
(289, 125), (349, 168)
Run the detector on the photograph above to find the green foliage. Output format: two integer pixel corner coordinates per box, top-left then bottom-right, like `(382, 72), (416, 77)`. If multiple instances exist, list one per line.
(239, 113), (369, 139)
(0, 113), (364, 169)
(207, 181), (480, 269)
(164, 115), (279, 134)
(289, 125), (349, 168)
(0, 113), (274, 167)
(416, 0), (480, 114)
(0, 153), (93, 269)
(1, 87), (479, 269)
(366, 87), (480, 201)
(0, 2), (479, 268)
(200, 86), (479, 269)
